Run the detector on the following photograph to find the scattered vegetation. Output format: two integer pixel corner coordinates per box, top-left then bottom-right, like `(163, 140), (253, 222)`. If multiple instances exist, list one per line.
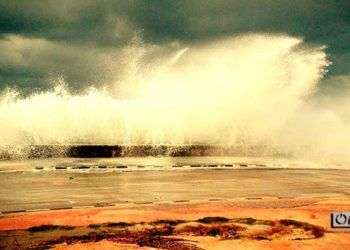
(27, 224), (75, 232)
(0, 216), (325, 250)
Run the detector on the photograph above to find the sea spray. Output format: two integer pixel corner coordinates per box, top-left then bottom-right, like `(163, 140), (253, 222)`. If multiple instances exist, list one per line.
(0, 34), (332, 159)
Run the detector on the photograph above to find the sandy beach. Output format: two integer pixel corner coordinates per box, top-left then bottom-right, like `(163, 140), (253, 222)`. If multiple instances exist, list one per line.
(1, 197), (350, 249)
(1, 160), (350, 249)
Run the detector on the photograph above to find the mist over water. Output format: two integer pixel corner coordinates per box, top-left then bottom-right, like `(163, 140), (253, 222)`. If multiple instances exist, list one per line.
(1, 34), (343, 161)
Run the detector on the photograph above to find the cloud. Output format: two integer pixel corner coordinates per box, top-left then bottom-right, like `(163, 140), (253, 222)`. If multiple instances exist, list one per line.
(0, 0), (138, 45)
(0, 35), (112, 91)
(0, 0), (349, 92)
(1, 0), (348, 44)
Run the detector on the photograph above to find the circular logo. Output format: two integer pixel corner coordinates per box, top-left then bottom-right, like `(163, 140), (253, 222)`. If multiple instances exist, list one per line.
(335, 213), (347, 225)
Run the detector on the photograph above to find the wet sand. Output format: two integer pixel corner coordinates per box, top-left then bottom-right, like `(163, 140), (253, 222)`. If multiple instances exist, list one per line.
(1, 168), (350, 212)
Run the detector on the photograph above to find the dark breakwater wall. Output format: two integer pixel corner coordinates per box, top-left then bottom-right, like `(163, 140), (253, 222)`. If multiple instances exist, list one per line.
(0, 145), (292, 159)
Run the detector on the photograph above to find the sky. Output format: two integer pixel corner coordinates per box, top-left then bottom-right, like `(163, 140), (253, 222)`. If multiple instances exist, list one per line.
(0, 0), (349, 95)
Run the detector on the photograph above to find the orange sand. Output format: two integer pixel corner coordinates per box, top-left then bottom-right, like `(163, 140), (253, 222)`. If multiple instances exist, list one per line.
(1, 198), (350, 249)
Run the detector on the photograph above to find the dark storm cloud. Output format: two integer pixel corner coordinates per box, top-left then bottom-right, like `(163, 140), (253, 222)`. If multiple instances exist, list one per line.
(0, 0), (349, 92)
(0, 0), (137, 45)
